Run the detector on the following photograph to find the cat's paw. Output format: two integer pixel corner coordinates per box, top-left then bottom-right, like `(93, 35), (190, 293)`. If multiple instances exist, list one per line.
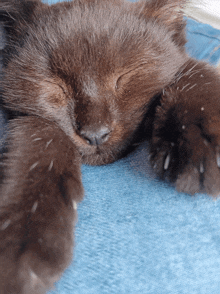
(0, 197), (77, 294)
(0, 116), (84, 293)
(149, 90), (220, 196)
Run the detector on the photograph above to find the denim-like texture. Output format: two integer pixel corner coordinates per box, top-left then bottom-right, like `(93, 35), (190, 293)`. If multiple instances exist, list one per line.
(1, 2), (220, 294)
(186, 18), (220, 65)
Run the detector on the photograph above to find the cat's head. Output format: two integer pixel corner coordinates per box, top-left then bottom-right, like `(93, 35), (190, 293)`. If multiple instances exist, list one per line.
(2, 0), (188, 164)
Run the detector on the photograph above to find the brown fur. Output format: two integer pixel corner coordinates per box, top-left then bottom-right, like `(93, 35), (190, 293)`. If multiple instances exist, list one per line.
(1, 0), (220, 292)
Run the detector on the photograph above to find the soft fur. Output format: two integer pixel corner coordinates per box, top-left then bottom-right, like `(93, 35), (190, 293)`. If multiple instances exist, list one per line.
(1, 0), (220, 293)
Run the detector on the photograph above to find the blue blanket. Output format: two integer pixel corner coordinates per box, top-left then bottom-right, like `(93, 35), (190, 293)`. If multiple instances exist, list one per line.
(1, 1), (220, 294)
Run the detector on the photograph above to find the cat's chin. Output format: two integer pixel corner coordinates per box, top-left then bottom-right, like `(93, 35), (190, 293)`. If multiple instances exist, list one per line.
(78, 144), (123, 166)
(71, 128), (132, 165)
(81, 152), (117, 166)
(73, 139), (130, 165)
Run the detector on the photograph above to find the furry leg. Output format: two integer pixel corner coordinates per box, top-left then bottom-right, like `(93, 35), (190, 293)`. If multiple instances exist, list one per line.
(0, 116), (83, 293)
(150, 58), (220, 195)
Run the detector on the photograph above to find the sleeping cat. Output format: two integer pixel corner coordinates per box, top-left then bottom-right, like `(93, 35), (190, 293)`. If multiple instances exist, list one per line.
(1, 0), (220, 293)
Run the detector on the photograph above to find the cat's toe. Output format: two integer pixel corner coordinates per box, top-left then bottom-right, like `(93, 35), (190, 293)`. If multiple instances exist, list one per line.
(175, 165), (200, 194)
(163, 153), (171, 170)
(149, 91), (220, 196)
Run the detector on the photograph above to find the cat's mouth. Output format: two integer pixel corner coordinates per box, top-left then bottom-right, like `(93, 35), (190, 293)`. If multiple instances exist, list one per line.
(71, 130), (112, 164)
(71, 124), (130, 165)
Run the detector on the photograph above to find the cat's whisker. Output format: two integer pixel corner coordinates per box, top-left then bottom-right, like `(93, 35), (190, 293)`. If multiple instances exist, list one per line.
(188, 70), (202, 79)
(185, 83), (197, 92)
(180, 83), (190, 92)
(184, 63), (198, 76)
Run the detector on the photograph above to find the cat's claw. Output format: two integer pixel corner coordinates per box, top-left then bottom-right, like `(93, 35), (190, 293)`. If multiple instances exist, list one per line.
(150, 70), (220, 195)
(30, 270), (42, 287)
(164, 154), (171, 170)
(200, 162), (204, 174)
(216, 150), (220, 168)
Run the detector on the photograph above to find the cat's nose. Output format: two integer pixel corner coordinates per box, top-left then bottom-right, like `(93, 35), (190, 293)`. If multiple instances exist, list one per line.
(80, 126), (111, 146)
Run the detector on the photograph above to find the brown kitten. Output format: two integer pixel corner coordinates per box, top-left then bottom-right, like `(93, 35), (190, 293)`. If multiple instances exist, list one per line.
(1, 0), (220, 293)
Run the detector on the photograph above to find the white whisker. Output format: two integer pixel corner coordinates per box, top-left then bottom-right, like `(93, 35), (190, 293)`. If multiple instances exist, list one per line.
(180, 83), (190, 92)
(185, 83), (197, 92)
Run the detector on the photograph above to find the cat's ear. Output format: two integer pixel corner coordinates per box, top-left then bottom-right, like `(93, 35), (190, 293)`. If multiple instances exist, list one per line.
(136, 0), (187, 47)
(0, 0), (44, 22)
(0, 0), (46, 37)
(1, 0), (47, 56)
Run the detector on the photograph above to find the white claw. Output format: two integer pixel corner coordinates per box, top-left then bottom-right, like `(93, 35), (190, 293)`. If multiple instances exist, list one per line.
(45, 139), (53, 149)
(30, 270), (43, 287)
(203, 140), (208, 146)
(29, 161), (39, 171)
(200, 162), (204, 174)
(48, 160), (54, 171)
(217, 152), (220, 168)
(30, 270), (38, 282)
(33, 138), (42, 142)
(73, 201), (77, 210)
(31, 201), (38, 213)
(0, 219), (11, 230)
(164, 154), (170, 170)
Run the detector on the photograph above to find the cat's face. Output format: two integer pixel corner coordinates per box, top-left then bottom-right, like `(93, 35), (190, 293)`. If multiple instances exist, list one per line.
(3, 0), (187, 165)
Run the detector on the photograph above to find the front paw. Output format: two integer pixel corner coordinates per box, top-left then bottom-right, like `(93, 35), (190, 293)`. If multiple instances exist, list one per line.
(0, 201), (76, 294)
(0, 117), (83, 293)
(150, 92), (220, 196)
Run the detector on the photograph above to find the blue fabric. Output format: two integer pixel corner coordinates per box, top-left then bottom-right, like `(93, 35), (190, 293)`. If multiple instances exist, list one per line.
(185, 18), (220, 65)
(2, 2), (220, 293)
